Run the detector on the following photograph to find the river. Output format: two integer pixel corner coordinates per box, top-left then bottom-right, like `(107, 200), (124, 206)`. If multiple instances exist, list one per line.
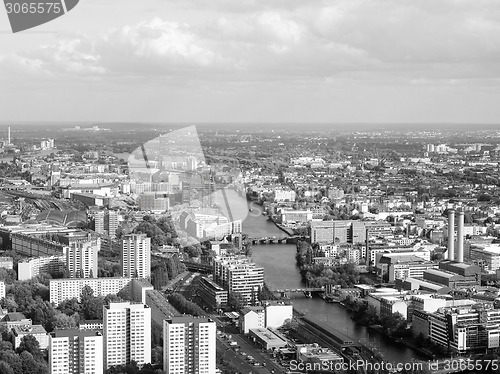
(242, 202), (421, 364)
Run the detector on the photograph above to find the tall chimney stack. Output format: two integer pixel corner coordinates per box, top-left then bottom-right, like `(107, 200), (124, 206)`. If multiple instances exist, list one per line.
(7, 126), (10, 145)
(457, 209), (464, 263)
(447, 209), (455, 261)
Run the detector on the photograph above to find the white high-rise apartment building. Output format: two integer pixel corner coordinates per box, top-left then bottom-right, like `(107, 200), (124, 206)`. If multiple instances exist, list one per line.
(49, 329), (103, 374)
(121, 234), (151, 278)
(164, 316), (216, 374)
(66, 237), (100, 278)
(104, 302), (151, 369)
(95, 210), (119, 238)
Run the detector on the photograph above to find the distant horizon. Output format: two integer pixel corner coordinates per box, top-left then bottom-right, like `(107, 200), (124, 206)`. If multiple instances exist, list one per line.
(1, 121), (500, 126)
(2, 121), (500, 136)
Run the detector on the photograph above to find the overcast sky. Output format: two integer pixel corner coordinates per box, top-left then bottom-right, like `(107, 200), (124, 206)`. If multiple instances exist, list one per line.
(1, 0), (500, 124)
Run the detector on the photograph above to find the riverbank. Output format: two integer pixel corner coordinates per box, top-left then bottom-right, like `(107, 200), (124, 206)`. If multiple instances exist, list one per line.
(249, 221), (419, 363)
(368, 325), (436, 360)
(266, 215), (294, 236)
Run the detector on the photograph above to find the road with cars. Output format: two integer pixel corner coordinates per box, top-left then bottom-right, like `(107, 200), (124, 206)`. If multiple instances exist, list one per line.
(212, 315), (287, 374)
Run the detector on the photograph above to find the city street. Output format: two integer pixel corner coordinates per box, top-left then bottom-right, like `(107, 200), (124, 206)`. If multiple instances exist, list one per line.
(212, 315), (286, 374)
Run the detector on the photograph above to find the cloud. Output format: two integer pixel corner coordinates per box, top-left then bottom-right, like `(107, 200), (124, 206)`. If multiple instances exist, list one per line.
(302, 0), (500, 65)
(2, 0), (500, 85)
(97, 18), (234, 75)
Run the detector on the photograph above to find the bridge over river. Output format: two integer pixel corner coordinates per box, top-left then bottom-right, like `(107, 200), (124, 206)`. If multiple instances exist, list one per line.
(270, 286), (325, 298)
(245, 235), (308, 245)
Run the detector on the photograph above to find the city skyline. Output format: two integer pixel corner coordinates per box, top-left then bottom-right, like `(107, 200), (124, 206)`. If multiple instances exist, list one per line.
(0, 124), (500, 373)
(2, 1), (500, 373)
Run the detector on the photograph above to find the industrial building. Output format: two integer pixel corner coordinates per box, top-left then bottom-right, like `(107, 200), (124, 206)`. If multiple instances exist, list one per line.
(248, 328), (288, 350)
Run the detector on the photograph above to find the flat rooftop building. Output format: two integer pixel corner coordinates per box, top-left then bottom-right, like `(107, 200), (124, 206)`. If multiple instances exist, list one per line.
(49, 329), (104, 374)
(248, 328), (288, 350)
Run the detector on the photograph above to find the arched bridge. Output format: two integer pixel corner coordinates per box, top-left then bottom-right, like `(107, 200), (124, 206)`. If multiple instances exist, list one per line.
(271, 286), (325, 298)
(246, 235), (309, 245)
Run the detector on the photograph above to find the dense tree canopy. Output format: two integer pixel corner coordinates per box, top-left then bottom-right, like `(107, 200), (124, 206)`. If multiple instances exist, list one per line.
(296, 241), (361, 288)
(167, 293), (206, 317)
(0, 334), (46, 374)
(80, 286), (105, 320)
(133, 215), (178, 249)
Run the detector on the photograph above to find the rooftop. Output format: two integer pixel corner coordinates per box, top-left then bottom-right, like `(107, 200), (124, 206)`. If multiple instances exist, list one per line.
(379, 254), (426, 264)
(35, 210), (87, 227)
(478, 245), (500, 254)
(167, 316), (213, 324)
(79, 319), (103, 325)
(105, 302), (150, 310)
(145, 290), (180, 317)
(249, 328), (287, 344)
(440, 260), (481, 269)
(3, 312), (28, 322)
(240, 306), (265, 315)
(12, 324), (46, 335)
(132, 278), (154, 288)
(51, 328), (102, 339)
(425, 268), (459, 279)
(200, 277), (225, 291)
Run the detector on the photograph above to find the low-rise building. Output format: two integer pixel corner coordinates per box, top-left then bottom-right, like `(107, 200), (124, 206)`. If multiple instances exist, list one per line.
(145, 289), (180, 334)
(296, 343), (343, 368)
(337, 288), (361, 302)
(0, 256), (13, 269)
(0, 312), (32, 330)
(280, 209), (313, 224)
(239, 306), (264, 334)
(249, 328), (288, 350)
(379, 296), (408, 319)
(12, 324), (49, 350)
(264, 302), (293, 329)
(366, 289), (407, 315)
(377, 253), (438, 282)
(423, 268), (479, 289)
(72, 192), (110, 207)
(78, 320), (104, 331)
(239, 302), (293, 334)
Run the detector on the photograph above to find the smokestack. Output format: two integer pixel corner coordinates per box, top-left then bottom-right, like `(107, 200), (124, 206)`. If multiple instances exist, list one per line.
(447, 209), (455, 261)
(457, 210), (464, 263)
(7, 126), (10, 144)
